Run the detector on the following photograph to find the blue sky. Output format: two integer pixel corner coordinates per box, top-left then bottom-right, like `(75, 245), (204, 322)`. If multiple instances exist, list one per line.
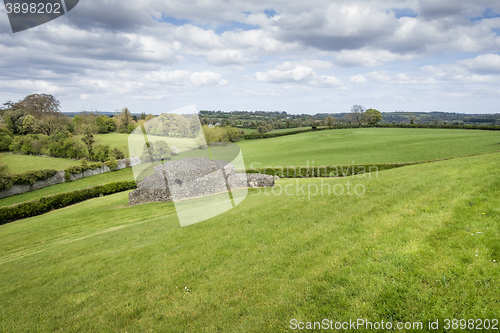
(0, 0), (500, 114)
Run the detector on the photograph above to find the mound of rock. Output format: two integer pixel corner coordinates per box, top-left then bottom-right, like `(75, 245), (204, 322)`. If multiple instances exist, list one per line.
(129, 158), (274, 206)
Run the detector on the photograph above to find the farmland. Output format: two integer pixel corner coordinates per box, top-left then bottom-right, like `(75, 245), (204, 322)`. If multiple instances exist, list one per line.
(0, 128), (499, 332)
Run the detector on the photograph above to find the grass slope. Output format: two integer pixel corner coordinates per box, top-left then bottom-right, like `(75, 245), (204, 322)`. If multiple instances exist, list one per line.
(92, 128), (500, 168)
(238, 127), (500, 167)
(0, 153), (77, 173)
(0, 152), (498, 332)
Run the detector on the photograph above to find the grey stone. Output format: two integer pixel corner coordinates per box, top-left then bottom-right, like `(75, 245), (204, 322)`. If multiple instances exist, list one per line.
(128, 158), (274, 206)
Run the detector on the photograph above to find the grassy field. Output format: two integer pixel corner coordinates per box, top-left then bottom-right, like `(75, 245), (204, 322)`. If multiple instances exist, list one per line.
(0, 168), (134, 207)
(0, 153), (78, 173)
(92, 128), (500, 167)
(238, 127), (500, 167)
(0, 152), (498, 331)
(93, 133), (131, 158)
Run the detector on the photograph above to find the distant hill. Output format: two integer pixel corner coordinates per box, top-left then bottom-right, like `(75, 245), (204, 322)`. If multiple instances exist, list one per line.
(63, 111), (143, 118)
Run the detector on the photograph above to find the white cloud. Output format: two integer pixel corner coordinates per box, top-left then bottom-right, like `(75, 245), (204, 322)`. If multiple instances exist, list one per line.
(334, 49), (419, 67)
(255, 62), (342, 87)
(350, 75), (366, 84)
(1, 0), (500, 113)
(459, 54), (500, 73)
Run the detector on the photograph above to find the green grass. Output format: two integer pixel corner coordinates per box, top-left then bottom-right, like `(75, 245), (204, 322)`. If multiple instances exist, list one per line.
(0, 152), (498, 332)
(92, 128), (500, 168)
(238, 127), (500, 167)
(0, 168), (134, 207)
(269, 126), (312, 133)
(238, 128), (257, 134)
(93, 133), (131, 157)
(0, 153), (78, 174)
(94, 133), (204, 159)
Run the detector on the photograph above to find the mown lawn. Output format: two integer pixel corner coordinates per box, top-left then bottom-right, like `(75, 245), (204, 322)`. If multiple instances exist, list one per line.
(0, 153), (78, 173)
(0, 152), (498, 332)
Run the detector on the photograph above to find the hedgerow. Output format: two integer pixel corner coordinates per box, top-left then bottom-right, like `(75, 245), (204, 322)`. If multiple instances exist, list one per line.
(0, 169), (58, 190)
(242, 123), (500, 140)
(246, 162), (421, 178)
(0, 181), (137, 224)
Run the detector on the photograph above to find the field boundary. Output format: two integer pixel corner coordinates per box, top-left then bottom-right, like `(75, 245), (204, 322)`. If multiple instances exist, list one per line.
(242, 123), (500, 140)
(0, 157), (140, 199)
(0, 181), (137, 225)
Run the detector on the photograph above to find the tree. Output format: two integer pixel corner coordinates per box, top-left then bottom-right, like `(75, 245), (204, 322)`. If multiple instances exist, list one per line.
(140, 141), (172, 162)
(364, 109), (383, 125)
(20, 93), (60, 116)
(19, 115), (36, 134)
(82, 128), (95, 158)
(326, 116), (336, 128)
(34, 113), (66, 135)
(350, 105), (366, 127)
(116, 107), (133, 133)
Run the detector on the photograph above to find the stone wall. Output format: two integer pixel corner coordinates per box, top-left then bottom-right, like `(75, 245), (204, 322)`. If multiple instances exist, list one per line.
(0, 170), (66, 199)
(0, 157), (140, 199)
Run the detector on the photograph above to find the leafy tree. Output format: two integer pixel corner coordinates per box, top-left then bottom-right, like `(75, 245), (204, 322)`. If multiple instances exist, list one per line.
(19, 115), (36, 134)
(364, 109), (383, 125)
(116, 107), (133, 133)
(20, 93), (60, 116)
(326, 116), (336, 128)
(190, 116), (201, 138)
(2, 109), (26, 134)
(82, 128), (95, 158)
(0, 132), (12, 151)
(34, 113), (66, 135)
(140, 141), (171, 162)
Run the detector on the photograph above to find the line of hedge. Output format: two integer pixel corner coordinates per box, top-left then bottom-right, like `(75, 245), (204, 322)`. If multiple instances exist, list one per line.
(242, 123), (500, 140)
(64, 160), (119, 182)
(0, 181), (137, 225)
(0, 169), (58, 191)
(246, 162), (421, 178)
(243, 127), (347, 140)
(375, 123), (500, 130)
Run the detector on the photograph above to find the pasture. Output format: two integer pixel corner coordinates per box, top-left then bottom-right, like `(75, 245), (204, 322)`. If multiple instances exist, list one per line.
(94, 128), (500, 167)
(0, 153), (77, 174)
(0, 152), (498, 332)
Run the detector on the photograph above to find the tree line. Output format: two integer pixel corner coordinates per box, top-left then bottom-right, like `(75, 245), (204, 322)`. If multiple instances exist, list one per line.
(200, 105), (383, 133)
(0, 93), (155, 162)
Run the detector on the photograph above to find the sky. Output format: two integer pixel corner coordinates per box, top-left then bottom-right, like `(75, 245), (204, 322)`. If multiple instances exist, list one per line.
(1, 0), (500, 115)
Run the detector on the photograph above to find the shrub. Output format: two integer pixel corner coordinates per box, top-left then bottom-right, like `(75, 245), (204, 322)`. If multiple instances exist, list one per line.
(111, 148), (125, 160)
(0, 174), (14, 191)
(105, 159), (118, 170)
(0, 132), (12, 151)
(0, 169), (58, 190)
(0, 181), (137, 224)
(12, 169), (58, 185)
(93, 144), (110, 162)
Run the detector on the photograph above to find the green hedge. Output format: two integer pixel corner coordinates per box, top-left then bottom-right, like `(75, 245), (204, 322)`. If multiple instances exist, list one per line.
(246, 162), (421, 178)
(243, 123), (500, 140)
(0, 181), (137, 225)
(376, 123), (500, 130)
(0, 169), (58, 190)
(64, 160), (117, 182)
